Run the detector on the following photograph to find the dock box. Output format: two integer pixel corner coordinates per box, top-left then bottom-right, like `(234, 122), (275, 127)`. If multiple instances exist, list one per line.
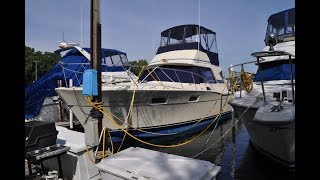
(25, 121), (58, 152)
(95, 147), (221, 180)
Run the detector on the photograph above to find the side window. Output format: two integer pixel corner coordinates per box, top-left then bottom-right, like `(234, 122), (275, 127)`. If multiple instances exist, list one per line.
(111, 55), (123, 66)
(199, 68), (216, 83)
(218, 71), (225, 83)
(105, 57), (114, 66)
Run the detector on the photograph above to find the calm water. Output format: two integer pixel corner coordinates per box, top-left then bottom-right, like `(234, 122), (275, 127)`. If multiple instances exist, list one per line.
(74, 117), (295, 179)
(130, 118), (295, 180)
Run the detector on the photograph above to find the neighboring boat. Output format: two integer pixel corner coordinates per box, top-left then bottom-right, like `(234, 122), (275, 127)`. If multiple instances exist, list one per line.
(55, 24), (232, 143)
(228, 8), (295, 167)
(25, 44), (133, 123)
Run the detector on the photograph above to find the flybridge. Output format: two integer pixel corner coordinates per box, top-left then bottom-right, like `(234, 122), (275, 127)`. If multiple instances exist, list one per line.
(156, 24), (219, 66)
(265, 8), (295, 44)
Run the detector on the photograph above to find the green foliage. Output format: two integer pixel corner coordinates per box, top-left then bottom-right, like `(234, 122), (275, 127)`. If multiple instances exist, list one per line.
(128, 59), (148, 76)
(25, 46), (59, 85)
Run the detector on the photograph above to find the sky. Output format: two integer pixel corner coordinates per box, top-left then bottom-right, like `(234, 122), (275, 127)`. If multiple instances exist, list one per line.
(25, 0), (294, 73)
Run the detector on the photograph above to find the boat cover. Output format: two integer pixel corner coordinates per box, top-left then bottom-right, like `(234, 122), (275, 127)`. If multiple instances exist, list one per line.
(25, 48), (128, 119)
(253, 63), (295, 82)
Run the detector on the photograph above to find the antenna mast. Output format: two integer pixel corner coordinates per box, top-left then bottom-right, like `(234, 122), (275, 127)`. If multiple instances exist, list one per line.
(152, 35), (155, 56)
(198, 0), (200, 51)
(81, 2), (83, 46)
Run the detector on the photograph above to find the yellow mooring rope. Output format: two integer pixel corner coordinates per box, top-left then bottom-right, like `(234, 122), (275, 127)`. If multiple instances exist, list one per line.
(92, 67), (228, 137)
(85, 93), (231, 148)
(229, 66), (254, 94)
(85, 65), (231, 152)
(240, 66), (253, 93)
(116, 65), (145, 152)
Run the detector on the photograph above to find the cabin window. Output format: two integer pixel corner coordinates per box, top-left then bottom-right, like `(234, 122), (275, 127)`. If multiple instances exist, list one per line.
(217, 71), (225, 83)
(110, 55), (123, 66)
(105, 57), (114, 66)
(286, 26), (294, 34)
(199, 68), (216, 83)
(104, 55), (125, 66)
(277, 28), (285, 36)
(139, 65), (216, 84)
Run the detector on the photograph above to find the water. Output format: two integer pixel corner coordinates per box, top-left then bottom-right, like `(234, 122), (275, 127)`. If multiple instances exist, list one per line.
(73, 117), (295, 179)
(135, 118), (296, 180)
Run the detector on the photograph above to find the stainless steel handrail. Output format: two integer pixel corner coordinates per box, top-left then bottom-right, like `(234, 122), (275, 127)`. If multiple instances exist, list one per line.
(59, 62), (224, 94)
(228, 50), (295, 105)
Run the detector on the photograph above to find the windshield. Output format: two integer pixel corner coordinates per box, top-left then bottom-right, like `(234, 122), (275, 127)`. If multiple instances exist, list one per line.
(104, 54), (128, 66)
(139, 65), (217, 84)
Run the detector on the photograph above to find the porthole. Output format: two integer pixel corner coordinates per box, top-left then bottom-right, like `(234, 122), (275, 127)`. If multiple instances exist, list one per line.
(151, 98), (167, 104)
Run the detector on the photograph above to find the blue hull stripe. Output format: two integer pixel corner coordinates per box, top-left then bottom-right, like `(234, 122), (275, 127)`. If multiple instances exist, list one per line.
(108, 112), (231, 144)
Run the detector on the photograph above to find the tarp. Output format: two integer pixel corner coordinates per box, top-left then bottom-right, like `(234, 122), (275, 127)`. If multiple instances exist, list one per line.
(25, 48), (128, 119)
(253, 63), (295, 82)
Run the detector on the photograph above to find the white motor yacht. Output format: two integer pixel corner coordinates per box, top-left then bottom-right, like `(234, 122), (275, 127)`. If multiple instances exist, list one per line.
(228, 8), (295, 167)
(55, 24), (232, 143)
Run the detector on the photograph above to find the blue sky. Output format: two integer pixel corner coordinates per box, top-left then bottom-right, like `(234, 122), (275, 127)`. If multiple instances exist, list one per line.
(26, 0), (294, 73)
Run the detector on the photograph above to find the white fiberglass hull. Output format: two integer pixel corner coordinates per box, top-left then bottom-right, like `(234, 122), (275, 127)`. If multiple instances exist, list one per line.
(56, 87), (232, 130)
(229, 98), (295, 167)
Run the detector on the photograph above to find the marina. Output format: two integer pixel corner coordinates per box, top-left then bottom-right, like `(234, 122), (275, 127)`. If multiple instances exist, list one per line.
(25, 117), (295, 180)
(25, 0), (295, 179)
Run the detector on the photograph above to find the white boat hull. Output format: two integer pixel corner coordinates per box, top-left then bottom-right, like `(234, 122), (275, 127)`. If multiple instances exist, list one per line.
(56, 87), (232, 130)
(230, 103), (295, 167)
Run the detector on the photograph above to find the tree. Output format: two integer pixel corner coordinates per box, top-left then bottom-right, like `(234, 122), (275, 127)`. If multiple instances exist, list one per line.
(25, 46), (60, 85)
(128, 59), (148, 76)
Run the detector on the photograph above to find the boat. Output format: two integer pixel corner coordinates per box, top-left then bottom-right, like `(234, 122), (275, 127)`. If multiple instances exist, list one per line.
(55, 24), (232, 144)
(25, 44), (133, 123)
(228, 8), (295, 167)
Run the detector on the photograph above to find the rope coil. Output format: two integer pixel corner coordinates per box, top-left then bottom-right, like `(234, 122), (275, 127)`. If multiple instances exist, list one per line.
(229, 66), (254, 94)
(240, 66), (253, 93)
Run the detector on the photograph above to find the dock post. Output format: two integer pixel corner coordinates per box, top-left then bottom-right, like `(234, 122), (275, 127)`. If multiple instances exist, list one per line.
(85, 0), (103, 162)
(231, 108), (235, 123)
(69, 79), (74, 129)
(57, 80), (64, 122)
(69, 110), (73, 129)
